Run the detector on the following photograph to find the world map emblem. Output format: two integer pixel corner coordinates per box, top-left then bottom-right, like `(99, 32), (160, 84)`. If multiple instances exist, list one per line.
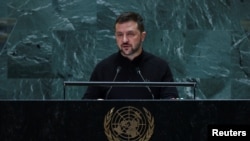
(104, 106), (154, 141)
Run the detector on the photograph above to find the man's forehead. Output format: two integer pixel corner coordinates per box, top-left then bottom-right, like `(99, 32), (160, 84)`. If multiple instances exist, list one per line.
(115, 21), (139, 31)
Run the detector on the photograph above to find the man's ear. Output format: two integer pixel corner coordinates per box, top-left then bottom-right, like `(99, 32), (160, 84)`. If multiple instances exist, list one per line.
(141, 31), (146, 41)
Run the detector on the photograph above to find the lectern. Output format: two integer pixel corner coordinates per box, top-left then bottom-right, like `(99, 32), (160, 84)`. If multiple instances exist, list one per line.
(1, 100), (250, 141)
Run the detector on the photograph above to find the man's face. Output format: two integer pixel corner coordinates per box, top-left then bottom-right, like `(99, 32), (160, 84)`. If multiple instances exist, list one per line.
(115, 21), (146, 60)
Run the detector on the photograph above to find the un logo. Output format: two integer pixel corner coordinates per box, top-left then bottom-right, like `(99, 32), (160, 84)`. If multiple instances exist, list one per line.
(104, 106), (154, 141)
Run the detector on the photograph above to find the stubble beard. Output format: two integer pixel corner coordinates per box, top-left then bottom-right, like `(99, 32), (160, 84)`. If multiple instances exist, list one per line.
(119, 41), (142, 57)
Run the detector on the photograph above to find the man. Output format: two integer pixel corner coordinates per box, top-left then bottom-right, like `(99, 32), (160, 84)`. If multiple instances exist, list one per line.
(83, 12), (178, 99)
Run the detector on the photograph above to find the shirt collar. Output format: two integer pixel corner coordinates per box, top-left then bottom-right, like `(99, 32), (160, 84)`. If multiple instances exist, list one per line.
(116, 50), (144, 67)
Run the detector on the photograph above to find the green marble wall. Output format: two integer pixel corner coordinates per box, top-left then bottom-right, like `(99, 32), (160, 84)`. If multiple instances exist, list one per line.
(0, 0), (249, 99)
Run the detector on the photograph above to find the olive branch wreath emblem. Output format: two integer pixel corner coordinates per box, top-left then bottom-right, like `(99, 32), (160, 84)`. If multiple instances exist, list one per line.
(104, 106), (154, 141)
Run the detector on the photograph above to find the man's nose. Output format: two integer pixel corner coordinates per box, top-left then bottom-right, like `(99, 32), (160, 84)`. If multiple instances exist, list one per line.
(122, 35), (128, 43)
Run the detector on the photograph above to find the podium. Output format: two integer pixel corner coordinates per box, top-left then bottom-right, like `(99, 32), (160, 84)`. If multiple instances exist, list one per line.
(1, 100), (250, 141)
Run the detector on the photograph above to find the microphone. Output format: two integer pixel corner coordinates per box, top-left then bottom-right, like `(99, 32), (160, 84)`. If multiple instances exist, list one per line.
(105, 66), (122, 99)
(136, 67), (154, 99)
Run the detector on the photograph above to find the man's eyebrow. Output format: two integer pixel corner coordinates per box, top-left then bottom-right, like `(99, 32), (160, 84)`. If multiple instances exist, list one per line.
(116, 30), (136, 33)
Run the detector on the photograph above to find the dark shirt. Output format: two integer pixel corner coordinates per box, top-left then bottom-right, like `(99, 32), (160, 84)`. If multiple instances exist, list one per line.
(83, 50), (179, 99)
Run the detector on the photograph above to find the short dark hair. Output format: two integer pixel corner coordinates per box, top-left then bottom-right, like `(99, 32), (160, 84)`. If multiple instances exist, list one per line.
(115, 12), (145, 32)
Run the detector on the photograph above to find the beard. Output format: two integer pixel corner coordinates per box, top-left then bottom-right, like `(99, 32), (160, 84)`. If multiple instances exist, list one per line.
(119, 41), (142, 56)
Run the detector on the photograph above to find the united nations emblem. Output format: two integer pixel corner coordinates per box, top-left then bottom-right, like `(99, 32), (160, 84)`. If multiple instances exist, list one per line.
(104, 106), (154, 141)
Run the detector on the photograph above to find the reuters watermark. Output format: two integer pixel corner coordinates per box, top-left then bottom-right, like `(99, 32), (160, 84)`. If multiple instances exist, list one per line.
(207, 125), (250, 140)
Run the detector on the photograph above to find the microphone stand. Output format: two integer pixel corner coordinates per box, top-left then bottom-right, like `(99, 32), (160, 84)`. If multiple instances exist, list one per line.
(136, 67), (154, 99)
(105, 66), (122, 99)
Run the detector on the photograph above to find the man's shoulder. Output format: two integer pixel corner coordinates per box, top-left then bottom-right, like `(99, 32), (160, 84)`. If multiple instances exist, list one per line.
(143, 51), (172, 73)
(95, 52), (118, 68)
(100, 53), (117, 63)
(143, 51), (168, 65)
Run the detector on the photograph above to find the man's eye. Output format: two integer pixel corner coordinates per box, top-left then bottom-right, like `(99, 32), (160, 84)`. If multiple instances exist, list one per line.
(116, 34), (123, 37)
(127, 33), (135, 36)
